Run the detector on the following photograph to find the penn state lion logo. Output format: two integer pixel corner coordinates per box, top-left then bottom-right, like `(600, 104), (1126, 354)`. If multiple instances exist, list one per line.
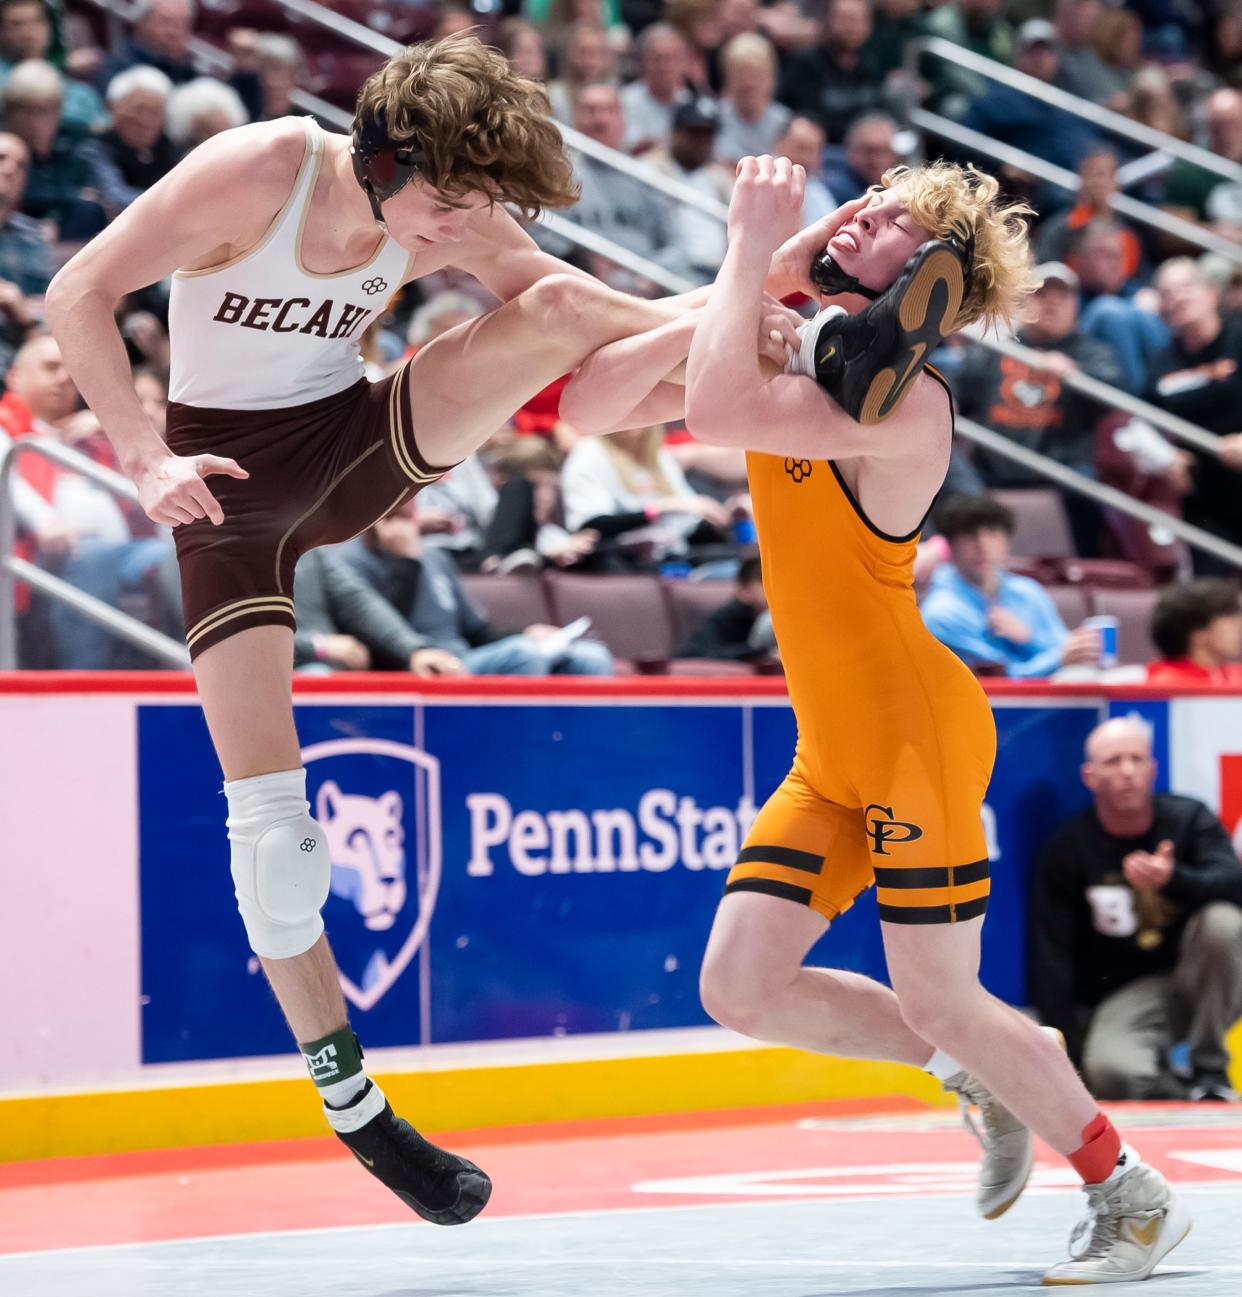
(301, 738), (442, 1013)
(318, 782), (407, 931)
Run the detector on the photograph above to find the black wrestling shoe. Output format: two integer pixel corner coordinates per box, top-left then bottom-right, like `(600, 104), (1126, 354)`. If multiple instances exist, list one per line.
(326, 1079), (493, 1224)
(799, 240), (967, 426)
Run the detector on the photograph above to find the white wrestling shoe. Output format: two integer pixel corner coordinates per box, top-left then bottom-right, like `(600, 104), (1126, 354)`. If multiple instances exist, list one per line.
(1043, 1155), (1191, 1285)
(943, 1025), (1067, 1220)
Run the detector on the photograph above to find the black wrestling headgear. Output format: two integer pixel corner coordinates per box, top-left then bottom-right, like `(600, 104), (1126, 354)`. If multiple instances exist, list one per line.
(810, 222), (976, 302)
(350, 109), (429, 228)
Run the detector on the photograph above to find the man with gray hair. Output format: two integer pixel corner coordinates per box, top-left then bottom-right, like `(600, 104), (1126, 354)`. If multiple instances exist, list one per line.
(165, 75), (247, 151)
(0, 0), (105, 129)
(2, 58), (107, 235)
(714, 33), (789, 166)
(93, 65), (176, 210)
(97, 0), (262, 120)
(1031, 716), (1242, 1101)
(1148, 256), (1242, 571)
(620, 23), (690, 153)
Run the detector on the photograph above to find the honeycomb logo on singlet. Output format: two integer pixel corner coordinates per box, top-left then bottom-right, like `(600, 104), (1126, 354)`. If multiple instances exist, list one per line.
(301, 737), (442, 1012)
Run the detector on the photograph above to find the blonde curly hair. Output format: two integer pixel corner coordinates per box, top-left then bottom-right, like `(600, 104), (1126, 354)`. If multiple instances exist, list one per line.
(879, 161), (1037, 332)
(355, 33), (579, 218)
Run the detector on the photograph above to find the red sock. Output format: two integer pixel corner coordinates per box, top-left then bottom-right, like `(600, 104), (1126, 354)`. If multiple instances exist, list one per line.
(1069, 1111), (1123, 1184)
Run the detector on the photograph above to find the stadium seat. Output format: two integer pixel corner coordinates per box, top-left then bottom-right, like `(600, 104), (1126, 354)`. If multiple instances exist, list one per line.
(1060, 559), (1154, 589)
(459, 573), (552, 636)
(993, 489), (1076, 559)
(1087, 587), (1161, 665)
(546, 573), (674, 667)
(1045, 585), (1091, 631)
(665, 580), (733, 650)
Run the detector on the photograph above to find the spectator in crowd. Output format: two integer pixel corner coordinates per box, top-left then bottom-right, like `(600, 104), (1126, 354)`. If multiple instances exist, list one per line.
(867, 0), (923, 80)
(1052, 0), (1113, 103)
(773, 114), (836, 224)
(252, 33), (303, 122)
(561, 425), (731, 568)
(97, 0), (262, 121)
(1035, 149), (1146, 284)
(713, 33), (788, 166)
(1126, 65), (1189, 144)
(1090, 7), (1144, 103)
(1206, 4), (1242, 91)
(416, 448), (499, 571)
(344, 501), (614, 676)
(481, 436), (601, 572)
(292, 546), (444, 674)
(664, 0), (723, 94)
(963, 21), (1097, 174)
(3, 59), (106, 236)
(1148, 258), (1242, 572)
(429, 1), (475, 41)
(620, 22), (689, 153)
(403, 290), (477, 357)
(951, 263), (1122, 554)
(919, 494), (1103, 678)
(822, 111), (898, 200)
(1164, 89), (1242, 225)
(91, 66), (176, 211)
(165, 76), (247, 151)
(493, 18), (548, 83)
(1148, 579), (1242, 685)
(676, 551), (771, 661)
(565, 82), (676, 287)
(0, 0), (104, 130)
(639, 95), (731, 282)
(777, 0), (892, 143)
(1031, 716), (1242, 1101)
(920, 0), (1015, 116)
(0, 130), (51, 372)
(546, 21), (616, 122)
(1074, 219), (1169, 394)
(1, 334), (172, 666)
(132, 364), (166, 436)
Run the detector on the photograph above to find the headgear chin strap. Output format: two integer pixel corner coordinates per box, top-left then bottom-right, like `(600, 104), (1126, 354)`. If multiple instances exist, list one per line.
(809, 225), (977, 302)
(809, 251), (882, 301)
(350, 109), (428, 229)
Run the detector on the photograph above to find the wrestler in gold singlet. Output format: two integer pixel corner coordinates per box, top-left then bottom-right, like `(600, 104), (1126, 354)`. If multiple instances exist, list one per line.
(725, 371), (996, 925)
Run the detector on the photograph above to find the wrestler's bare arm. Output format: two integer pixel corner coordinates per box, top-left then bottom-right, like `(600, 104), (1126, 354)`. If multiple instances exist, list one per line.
(687, 160), (942, 464)
(47, 121), (306, 524)
(446, 202), (713, 312)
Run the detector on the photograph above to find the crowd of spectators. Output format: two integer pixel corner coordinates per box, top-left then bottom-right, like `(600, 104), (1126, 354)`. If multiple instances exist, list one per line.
(0, 0), (1239, 674)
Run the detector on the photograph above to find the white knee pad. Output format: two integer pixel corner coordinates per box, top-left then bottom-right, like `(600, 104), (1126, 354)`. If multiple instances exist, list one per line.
(225, 768), (332, 959)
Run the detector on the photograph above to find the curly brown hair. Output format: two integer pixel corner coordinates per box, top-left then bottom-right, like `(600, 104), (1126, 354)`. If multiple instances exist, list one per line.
(880, 161), (1038, 332)
(355, 34), (579, 218)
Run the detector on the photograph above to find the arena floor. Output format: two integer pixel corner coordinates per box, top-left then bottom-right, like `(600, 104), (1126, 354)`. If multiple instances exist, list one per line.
(3, 1100), (1240, 1296)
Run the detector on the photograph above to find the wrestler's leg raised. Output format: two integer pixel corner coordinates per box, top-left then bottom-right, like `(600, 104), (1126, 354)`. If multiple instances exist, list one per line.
(405, 273), (688, 464)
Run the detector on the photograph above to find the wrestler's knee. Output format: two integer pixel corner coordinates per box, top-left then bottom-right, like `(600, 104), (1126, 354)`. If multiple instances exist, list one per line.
(225, 768), (331, 959)
(523, 272), (606, 338)
(699, 946), (775, 1039)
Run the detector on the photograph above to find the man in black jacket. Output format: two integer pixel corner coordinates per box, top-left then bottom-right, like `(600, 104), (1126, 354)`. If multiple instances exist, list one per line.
(292, 547), (443, 675)
(1031, 717), (1242, 1101)
(1148, 258), (1242, 574)
(677, 553), (771, 661)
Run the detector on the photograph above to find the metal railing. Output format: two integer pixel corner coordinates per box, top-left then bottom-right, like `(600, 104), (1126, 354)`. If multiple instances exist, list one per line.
(907, 35), (1242, 185)
(955, 417), (1242, 572)
(963, 329), (1227, 459)
(0, 438), (191, 669)
(909, 109), (1242, 266)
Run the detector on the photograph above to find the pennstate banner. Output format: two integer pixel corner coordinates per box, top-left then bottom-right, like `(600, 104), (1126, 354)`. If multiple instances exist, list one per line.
(137, 693), (1195, 1065)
